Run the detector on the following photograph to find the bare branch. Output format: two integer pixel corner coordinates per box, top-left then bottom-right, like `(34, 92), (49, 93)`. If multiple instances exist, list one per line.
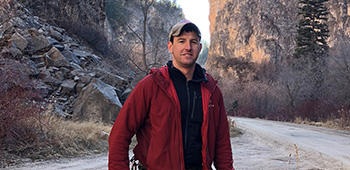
(125, 23), (144, 44)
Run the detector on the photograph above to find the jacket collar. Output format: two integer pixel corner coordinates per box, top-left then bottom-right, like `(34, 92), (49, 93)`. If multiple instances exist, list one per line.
(166, 60), (208, 83)
(150, 61), (217, 93)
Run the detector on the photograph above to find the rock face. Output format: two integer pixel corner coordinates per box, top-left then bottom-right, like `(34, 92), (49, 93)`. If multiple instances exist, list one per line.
(73, 79), (122, 123)
(208, 0), (350, 68)
(104, 1), (184, 71)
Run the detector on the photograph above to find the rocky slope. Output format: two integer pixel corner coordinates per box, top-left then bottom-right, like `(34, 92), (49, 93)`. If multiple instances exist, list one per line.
(208, 0), (350, 69)
(1, 0), (128, 123)
(17, 0), (109, 54)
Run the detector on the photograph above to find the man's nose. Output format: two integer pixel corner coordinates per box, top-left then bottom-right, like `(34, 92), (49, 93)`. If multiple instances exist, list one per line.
(184, 41), (192, 50)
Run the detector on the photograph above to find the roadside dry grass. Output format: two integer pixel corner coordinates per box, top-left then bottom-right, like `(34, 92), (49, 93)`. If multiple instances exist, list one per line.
(294, 117), (350, 131)
(294, 109), (350, 131)
(0, 113), (113, 168)
(46, 115), (112, 156)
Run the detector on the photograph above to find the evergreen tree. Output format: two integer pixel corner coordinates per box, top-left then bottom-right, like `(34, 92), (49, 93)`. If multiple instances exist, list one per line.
(294, 0), (329, 61)
(294, 0), (330, 100)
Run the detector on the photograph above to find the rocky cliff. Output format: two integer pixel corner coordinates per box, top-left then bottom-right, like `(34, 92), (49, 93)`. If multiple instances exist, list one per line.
(105, 0), (183, 78)
(208, 0), (350, 70)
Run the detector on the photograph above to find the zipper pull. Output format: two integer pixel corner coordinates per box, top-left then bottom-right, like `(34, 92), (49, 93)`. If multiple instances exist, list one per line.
(209, 99), (214, 107)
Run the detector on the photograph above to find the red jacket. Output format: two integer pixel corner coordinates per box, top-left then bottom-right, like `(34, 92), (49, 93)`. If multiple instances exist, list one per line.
(108, 66), (234, 170)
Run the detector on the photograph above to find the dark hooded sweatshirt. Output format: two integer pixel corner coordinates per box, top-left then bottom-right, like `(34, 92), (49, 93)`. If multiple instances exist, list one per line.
(167, 61), (208, 168)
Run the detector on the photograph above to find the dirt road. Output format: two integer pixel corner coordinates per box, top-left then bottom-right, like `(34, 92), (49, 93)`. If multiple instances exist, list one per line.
(232, 117), (350, 170)
(3, 117), (350, 170)
(2, 154), (109, 170)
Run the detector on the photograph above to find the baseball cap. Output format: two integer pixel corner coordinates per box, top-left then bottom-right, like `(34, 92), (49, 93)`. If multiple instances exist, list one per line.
(168, 19), (201, 41)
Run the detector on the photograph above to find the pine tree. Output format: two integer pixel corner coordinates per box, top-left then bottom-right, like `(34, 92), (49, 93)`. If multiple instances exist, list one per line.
(294, 0), (329, 61)
(294, 0), (330, 100)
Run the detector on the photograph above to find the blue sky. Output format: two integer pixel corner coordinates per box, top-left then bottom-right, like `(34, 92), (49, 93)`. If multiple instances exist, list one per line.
(176, 0), (210, 43)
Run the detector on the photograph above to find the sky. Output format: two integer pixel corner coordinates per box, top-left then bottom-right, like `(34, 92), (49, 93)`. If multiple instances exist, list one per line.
(176, 0), (210, 43)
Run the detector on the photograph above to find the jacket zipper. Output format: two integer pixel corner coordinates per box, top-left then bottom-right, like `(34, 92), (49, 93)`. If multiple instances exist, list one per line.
(184, 81), (190, 150)
(191, 91), (197, 118)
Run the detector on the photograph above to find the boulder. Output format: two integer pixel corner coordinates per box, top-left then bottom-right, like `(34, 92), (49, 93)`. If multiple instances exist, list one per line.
(73, 78), (122, 123)
(60, 79), (76, 95)
(45, 47), (69, 67)
(61, 50), (81, 64)
(25, 33), (51, 54)
(12, 32), (28, 50)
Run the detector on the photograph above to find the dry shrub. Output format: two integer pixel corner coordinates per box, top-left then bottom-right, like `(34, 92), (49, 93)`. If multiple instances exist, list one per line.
(337, 109), (350, 130)
(294, 99), (337, 122)
(227, 117), (243, 137)
(0, 58), (47, 167)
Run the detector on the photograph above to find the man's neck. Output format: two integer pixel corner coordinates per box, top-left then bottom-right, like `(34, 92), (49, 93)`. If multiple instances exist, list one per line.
(179, 67), (195, 81)
(173, 64), (195, 81)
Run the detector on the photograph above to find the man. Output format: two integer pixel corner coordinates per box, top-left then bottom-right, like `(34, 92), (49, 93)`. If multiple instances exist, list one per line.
(108, 20), (234, 170)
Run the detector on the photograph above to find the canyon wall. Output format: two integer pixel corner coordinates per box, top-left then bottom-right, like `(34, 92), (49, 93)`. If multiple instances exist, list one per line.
(208, 0), (350, 70)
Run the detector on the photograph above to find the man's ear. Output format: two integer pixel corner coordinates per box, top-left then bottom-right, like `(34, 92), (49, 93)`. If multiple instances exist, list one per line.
(167, 41), (173, 53)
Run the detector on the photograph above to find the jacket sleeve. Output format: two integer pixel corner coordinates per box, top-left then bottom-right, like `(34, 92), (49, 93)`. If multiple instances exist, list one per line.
(108, 77), (152, 170)
(214, 89), (235, 170)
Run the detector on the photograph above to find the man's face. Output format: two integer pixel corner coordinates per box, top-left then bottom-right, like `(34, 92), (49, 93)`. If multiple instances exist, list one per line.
(168, 31), (202, 69)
